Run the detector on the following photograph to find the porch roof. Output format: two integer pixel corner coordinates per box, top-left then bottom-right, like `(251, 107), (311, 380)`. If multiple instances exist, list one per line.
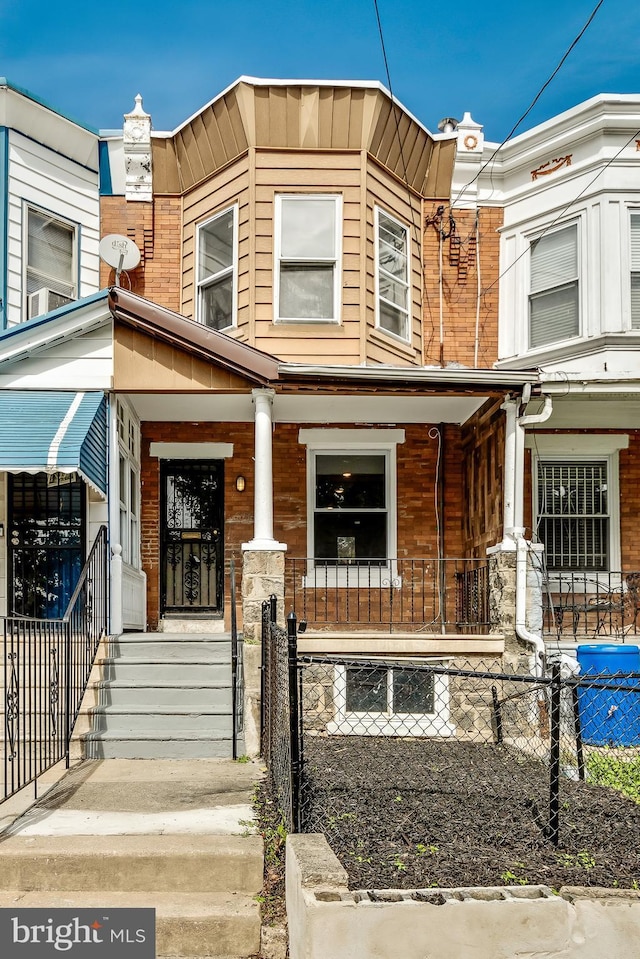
(0, 390), (107, 495)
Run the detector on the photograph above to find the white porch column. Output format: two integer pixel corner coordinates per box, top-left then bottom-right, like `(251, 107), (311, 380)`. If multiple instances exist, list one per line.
(243, 387), (286, 551)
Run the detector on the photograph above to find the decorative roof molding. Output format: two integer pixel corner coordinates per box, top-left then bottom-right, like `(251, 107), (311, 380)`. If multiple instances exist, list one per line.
(123, 94), (152, 202)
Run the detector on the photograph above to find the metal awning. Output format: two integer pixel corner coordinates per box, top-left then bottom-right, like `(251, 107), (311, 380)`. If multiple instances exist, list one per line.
(0, 391), (107, 496)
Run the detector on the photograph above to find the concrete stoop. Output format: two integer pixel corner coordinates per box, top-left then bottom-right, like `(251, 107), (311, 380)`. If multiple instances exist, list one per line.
(76, 632), (240, 760)
(0, 759), (265, 959)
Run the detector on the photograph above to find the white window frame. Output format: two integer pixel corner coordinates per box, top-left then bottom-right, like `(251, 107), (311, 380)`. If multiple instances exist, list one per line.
(116, 400), (141, 570)
(196, 205), (238, 331)
(327, 661), (455, 736)
(24, 204), (78, 316)
(298, 428), (403, 587)
(528, 434), (627, 583)
(274, 193), (342, 324)
(528, 221), (580, 349)
(375, 206), (411, 342)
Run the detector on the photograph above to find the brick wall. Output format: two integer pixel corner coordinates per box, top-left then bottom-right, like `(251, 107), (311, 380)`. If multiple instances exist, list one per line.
(423, 205), (503, 368)
(99, 196), (182, 310)
(141, 420), (468, 628)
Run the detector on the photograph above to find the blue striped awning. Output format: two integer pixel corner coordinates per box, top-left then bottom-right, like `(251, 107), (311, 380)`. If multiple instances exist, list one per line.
(0, 391), (107, 495)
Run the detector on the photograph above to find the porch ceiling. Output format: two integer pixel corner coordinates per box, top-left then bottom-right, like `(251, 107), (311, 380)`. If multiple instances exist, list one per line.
(522, 393), (640, 429)
(124, 392), (488, 425)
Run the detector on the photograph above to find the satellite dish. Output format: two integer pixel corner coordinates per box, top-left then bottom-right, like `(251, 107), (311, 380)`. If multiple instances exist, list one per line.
(99, 234), (141, 284)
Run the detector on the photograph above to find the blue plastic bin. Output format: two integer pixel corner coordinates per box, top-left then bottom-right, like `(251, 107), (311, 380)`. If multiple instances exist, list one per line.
(576, 644), (640, 746)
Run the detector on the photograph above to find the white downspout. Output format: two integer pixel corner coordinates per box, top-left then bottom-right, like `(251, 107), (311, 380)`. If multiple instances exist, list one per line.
(512, 394), (553, 676)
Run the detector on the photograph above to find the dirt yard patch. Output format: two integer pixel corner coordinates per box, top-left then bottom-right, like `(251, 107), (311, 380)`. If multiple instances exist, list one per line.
(300, 737), (640, 891)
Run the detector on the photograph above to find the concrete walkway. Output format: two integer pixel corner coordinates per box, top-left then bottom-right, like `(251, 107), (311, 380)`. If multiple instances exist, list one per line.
(0, 758), (266, 959)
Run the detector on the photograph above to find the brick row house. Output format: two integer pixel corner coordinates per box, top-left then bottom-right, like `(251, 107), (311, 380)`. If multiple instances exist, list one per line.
(2, 77), (639, 754)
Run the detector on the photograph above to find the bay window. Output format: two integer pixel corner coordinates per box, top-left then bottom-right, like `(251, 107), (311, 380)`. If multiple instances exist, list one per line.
(197, 206), (237, 330)
(376, 208), (410, 340)
(275, 194), (341, 322)
(529, 223), (578, 348)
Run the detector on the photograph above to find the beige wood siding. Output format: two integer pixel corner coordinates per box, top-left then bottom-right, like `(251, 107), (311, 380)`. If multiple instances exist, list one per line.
(181, 157), (251, 336)
(365, 159), (423, 366)
(252, 149), (363, 363)
(113, 325), (256, 392)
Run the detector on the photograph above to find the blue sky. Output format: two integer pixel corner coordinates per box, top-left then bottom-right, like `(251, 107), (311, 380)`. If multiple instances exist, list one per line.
(1, 0), (638, 141)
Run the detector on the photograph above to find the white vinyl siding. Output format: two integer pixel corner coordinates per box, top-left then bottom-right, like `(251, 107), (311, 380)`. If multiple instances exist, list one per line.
(630, 213), (640, 329)
(6, 130), (100, 328)
(275, 194), (341, 323)
(529, 224), (578, 348)
(196, 206), (237, 330)
(375, 208), (410, 341)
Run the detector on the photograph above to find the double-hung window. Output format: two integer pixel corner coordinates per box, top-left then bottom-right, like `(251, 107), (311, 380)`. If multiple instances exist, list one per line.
(529, 223), (578, 348)
(26, 207), (77, 319)
(630, 213), (640, 329)
(117, 401), (141, 568)
(536, 460), (609, 571)
(275, 194), (341, 322)
(375, 208), (410, 340)
(197, 206), (237, 330)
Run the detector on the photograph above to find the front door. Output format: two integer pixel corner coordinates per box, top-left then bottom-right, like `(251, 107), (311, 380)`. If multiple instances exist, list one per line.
(161, 461), (224, 614)
(8, 472), (85, 618)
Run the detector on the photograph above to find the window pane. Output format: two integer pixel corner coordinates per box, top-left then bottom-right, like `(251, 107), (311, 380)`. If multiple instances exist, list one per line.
(537, 461), (609, 570)
(27, 210), (74, 296)
(279, 264), (334, 319)
(379, 301), (407, 338)
(393, 669), (435, 714)
(530, 281), (578, 347)
(346, 667), (388, 712)
(315, 454), (385, 509)
(199, 211), (233, 281)
(201, 275), (233, 330)
(631, 273), (640, 329)
(281, 198), (335, 258)
(530, 225), (577, 294)
(379, 274), (408, 310)
(314, 512), (387, 562)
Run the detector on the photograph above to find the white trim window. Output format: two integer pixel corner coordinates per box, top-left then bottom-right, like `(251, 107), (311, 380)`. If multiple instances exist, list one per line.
(275, 194), (341, 323)
(197, 206), (237, 330)
(327, 662), (454, 736)
(375, 207), (410, 341)
(299, 428), (403, 586)
(529, 223), (579, 348)
(25, 206), (77, 319)
(630, 212), (640, 329)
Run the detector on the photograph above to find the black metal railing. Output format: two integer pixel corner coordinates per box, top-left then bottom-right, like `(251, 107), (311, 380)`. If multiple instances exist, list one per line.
(285, 557), (491, 633)
(230, 558), (244, 760)
(543, 569), (640, 640)
(2, 525), (108, 803)
(262, 608), (640, 891)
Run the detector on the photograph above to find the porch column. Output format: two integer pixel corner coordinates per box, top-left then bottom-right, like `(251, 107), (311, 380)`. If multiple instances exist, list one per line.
(242, 388), (286, 756)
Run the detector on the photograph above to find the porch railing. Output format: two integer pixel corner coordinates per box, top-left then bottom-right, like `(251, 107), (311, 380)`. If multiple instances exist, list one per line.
(543, 569), (640, 641)
(2, 525), (108, 803)
(285, 557), (491, 633)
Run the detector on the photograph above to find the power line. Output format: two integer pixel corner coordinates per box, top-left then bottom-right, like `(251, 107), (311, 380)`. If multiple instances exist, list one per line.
(452, 0), (605, 208)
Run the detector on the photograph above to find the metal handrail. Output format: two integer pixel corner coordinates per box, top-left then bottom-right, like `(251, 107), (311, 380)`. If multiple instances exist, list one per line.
(2, 525), (108, 803)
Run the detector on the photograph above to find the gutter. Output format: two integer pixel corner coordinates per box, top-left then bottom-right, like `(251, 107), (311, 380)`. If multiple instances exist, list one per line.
(277, 362), (540, 389)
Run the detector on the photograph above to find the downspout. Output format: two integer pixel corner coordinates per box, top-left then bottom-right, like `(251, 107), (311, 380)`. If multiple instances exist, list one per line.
(510, 393), (553, 676)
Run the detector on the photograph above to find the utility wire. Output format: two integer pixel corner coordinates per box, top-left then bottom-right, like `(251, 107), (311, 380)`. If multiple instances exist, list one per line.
(452, 0), (605, 208)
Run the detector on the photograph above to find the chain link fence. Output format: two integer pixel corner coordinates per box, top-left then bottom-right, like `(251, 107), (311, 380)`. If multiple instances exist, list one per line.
(261, 603), (640, 888)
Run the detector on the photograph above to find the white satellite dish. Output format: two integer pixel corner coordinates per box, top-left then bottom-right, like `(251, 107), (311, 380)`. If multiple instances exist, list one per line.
(99, 234), (141, 284)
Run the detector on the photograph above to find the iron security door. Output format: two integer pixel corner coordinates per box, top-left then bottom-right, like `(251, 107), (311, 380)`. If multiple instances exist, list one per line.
(161, 461), (224, 613)
(9, 473), (85, 618)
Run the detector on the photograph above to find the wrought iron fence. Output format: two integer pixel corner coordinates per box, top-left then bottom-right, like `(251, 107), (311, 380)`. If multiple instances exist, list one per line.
(543, 569), (640, 640)
(262, 607), (640, 890)
(2, 525), (108, 802)
(285, 557), (491, 633)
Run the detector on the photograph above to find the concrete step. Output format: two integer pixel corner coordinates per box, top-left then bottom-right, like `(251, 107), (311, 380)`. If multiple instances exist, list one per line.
(0, 833), (263, 894)
(82, 733), (237, 759)
(99, 662), (231, 683)
(103, 640), (232, 661)
(0, 890), (260, 958)
(89, 706), (233, 735)
(97, 682), (233, 709)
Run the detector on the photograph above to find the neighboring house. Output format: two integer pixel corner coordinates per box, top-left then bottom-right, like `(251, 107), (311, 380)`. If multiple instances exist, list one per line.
(452, 96), (640, 642)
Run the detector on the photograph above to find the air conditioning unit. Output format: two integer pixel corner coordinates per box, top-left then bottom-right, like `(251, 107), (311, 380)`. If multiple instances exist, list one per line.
(28, 288), (73, 319)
